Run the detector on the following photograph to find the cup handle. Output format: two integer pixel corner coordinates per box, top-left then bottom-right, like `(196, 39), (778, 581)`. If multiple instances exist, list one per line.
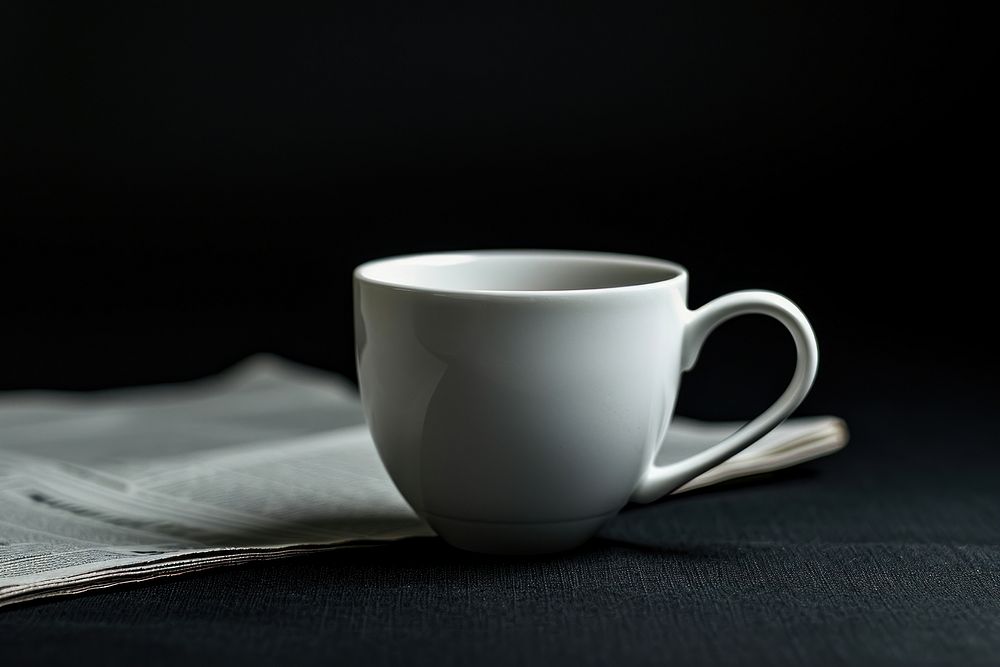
(630, 290), (819, 503)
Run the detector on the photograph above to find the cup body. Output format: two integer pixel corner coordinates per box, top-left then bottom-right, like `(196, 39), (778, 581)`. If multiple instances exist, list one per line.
(354, 251), (689, 553)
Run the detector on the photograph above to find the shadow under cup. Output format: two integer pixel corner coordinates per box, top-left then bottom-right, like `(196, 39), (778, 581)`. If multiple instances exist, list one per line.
(354, 251), (691, 554)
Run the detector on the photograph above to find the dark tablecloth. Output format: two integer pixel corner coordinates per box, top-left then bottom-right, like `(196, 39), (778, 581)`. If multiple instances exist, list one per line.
(2, 396), (998, 666)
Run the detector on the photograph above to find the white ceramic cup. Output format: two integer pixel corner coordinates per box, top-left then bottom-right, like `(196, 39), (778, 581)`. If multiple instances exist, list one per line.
(354, 251), (818, 554)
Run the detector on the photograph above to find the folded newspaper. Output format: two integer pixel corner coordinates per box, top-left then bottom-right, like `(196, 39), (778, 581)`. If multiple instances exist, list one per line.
(0, 356), (847, 608)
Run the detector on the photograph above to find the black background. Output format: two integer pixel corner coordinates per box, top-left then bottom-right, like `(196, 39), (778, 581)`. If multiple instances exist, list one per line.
(1, 1), (995, 416)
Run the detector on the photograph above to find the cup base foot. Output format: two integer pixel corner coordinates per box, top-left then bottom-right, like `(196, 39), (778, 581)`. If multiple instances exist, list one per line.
(425, 512), (615, 555)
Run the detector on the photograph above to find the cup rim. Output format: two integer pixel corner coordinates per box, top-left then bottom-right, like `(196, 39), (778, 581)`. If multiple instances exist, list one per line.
(353, 250), (688, 298)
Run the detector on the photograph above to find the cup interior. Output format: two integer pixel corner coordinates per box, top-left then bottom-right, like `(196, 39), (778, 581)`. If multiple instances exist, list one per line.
(356, 252), (682, 293)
